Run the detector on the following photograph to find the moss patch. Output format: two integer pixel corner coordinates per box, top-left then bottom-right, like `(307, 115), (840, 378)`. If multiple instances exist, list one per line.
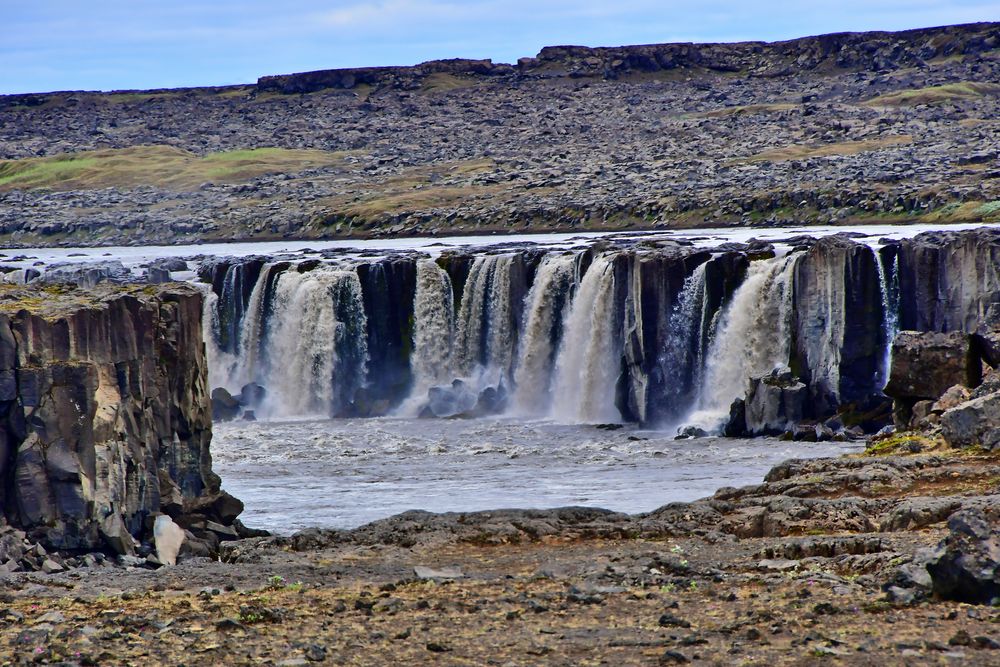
(863, 82), (1000, 106)
(0, 146), (350, 192)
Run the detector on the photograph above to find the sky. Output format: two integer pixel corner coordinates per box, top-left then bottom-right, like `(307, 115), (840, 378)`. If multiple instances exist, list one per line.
(1, 1), (998, 94)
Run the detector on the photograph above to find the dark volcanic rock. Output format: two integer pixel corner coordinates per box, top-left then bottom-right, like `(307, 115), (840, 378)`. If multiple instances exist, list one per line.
(924, 509), (1000, 604)
(741, 367), (808, 436)
(0, 284), (237, 555)
(940, 393), (1000, 450)
(884, 331), (980, 401)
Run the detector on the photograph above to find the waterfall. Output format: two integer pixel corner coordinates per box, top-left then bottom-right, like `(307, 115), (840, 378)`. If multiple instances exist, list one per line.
(684, 254), (799, 432)
(399, 259), (455, 414)
(550, 254), (622, 423)
(201, 286), (240, 391)
(511, 253), (577, 416)
(656, 261), (709, 421)
(255, 266), (369, 417)
(229, 262), (277, 390)
(875, 249), (900, 388)
(453, 254), (515, 384)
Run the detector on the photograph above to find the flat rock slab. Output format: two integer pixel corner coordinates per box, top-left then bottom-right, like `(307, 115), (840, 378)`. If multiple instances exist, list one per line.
(413, 566), (464, 579)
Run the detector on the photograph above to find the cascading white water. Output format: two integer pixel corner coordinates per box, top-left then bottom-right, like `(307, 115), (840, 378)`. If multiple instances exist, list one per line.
(550, 254), (622, 423)
(453, 254), (515, 385)
(684, 254), (799, 431)
(511, 253), (577, 416)
(874, 249), (900, 387)
(201, 286), (241, 391)
(229, 262), (275, 390)
(399, 259), (456, 414)
(656, 261), (709, 419)
(255, 266), (369, 417)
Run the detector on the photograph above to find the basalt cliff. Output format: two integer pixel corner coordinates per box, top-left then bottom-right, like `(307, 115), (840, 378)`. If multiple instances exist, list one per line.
(0, 284), (244, 573)
(0, 22), (999, 246)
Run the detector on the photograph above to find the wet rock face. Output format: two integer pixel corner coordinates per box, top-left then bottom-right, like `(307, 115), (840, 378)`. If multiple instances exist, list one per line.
(895, 228), (1000, 333)
(0, 285), (231, 555)
(740, 367), (809, 436)
(884, 331), (980, 401)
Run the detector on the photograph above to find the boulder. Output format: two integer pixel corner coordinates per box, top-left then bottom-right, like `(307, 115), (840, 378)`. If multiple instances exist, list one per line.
(239, 382), (267, 409)
(426, 380), (479, 418)
(931, 384), (972, 413)
(884, 331), (980, 401)
(211, 387), (241, 421)
(153, 515), (185, 566)
(924, 509), (1000, 604)
(940, 393), (1000, 450)
(35, 260), (133, 287)
(742, 367), (808, 436)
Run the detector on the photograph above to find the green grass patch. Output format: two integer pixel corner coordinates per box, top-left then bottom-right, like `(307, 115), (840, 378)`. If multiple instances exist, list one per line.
(0, 145), (350, 192)
(865, 432), (940, 456)
(923, 199), (1000, 223)
(863, 82), (1000, 106)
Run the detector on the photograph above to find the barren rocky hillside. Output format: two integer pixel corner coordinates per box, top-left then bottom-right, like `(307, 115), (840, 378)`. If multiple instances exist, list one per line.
(1, 22), (999, 246)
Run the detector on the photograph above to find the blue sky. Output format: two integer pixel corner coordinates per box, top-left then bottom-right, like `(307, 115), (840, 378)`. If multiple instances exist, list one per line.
(2, 1), (998, 94)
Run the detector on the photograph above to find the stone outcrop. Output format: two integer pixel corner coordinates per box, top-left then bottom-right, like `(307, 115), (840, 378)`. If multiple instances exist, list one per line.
(735, 367), (809, 436)
(884, 331), (980, 401)
(0, 283), (242, 558)
(258, 23), (1000, 94)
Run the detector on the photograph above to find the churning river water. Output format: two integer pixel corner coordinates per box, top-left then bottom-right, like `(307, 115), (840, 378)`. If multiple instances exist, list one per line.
(211, 418), (860, 534)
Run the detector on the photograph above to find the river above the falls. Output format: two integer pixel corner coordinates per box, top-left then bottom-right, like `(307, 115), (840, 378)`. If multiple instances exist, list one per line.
(211, 417), (861, 534)
(4, 221), (989, 273)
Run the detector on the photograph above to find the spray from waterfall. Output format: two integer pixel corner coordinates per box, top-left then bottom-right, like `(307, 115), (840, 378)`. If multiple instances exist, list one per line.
(201, 286), (240, 391)
(550, 254), (622, 423)
(684, 254), (799, 432)
(511, 253), (577, 416)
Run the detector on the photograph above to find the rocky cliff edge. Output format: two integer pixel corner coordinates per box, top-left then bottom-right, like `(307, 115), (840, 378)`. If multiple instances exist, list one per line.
(0, 283), (243, 565)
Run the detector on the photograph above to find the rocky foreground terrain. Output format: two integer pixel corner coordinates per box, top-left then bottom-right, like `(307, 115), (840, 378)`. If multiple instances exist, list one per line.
(0, 444), (997, 665)
(0, 22), (999, 246)
(0, 294), (999, 664)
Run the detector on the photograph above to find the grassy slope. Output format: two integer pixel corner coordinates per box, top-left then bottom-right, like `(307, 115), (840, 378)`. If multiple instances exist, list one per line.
(0, 146), (348, 192)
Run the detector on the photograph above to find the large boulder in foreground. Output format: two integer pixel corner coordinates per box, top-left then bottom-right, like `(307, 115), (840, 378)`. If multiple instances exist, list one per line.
(0, 283), (237, 555)
(884, 331), (981, 401)
(924, 510), (1000, 604)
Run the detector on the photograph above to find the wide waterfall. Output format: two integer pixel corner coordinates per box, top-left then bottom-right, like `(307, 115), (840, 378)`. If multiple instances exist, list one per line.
(200, 229), (1000, 432)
